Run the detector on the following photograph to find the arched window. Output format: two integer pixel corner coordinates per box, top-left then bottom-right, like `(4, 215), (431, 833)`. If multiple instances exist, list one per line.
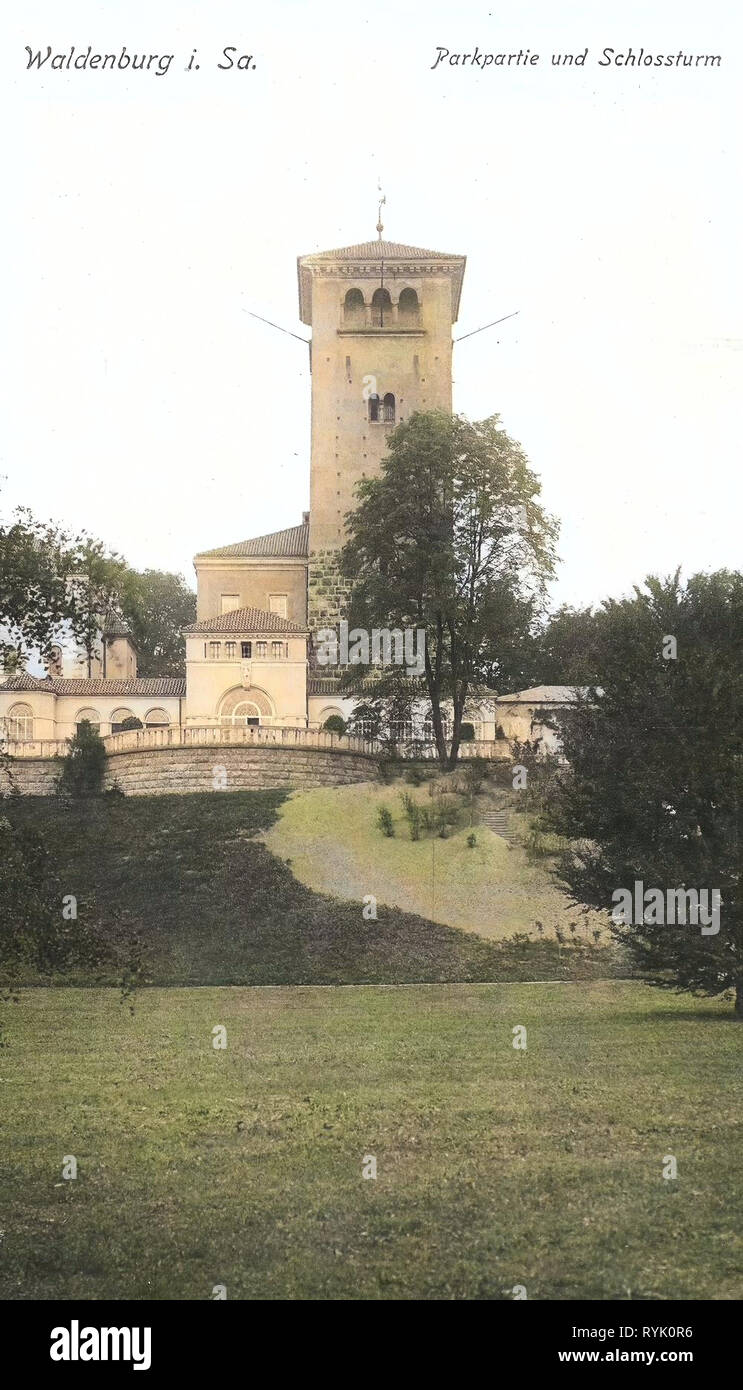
(371, 287), (392, 327)
(221, 700), (261, 727)
(383, 392), (396, 423)
(318, 706), (344, 726)
(368, 392), (381, 422)
(343, 288), (365, 323)
(398, 287), (419, 323)
(110, 708), (140, 733)
(144, 708), (170, 728)
(6, 702), (33, 741)
(75, 707), (100, 733)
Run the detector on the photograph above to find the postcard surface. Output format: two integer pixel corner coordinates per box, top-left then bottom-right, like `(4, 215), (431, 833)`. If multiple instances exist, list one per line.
(0, 0), (740, 1341)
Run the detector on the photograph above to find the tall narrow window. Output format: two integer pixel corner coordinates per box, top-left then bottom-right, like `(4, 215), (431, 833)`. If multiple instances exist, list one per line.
(398, 287), (419, 324)
(368, 393), (380, 422)
(241, 641), (252, 659)
(6, 703), (34, 740)
(225, 641), (236, 660)
(343, 288), (365, 324)
(209, 641), (221, 660)
(383, 392), (396, 423)
(371, 287), (392, 326)
(256, 641), (267, 658)
(271, 640), (285, 659)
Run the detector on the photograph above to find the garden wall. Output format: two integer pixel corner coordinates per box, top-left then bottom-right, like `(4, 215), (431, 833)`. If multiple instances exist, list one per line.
(2, 743), (377, 797)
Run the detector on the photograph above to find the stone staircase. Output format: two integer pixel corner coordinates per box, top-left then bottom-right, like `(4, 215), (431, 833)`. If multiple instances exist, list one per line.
(481, 806), (519, 845)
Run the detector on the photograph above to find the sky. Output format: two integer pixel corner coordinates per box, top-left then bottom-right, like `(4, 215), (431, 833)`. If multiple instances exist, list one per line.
(1, 0), (741, 611)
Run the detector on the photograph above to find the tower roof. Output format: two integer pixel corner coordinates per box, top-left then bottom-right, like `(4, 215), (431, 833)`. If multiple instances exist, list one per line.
(183, 606), (304, 635)
(195, 522), (309, 561)
(297, 239), (466, 324)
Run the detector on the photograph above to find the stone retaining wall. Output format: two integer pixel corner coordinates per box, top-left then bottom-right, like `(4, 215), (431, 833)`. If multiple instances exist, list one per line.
(1, 757), (60, 797)
(2, 743), (377, 798)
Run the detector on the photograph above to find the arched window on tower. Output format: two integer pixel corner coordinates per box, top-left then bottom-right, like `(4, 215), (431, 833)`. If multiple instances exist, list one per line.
(368, 393), (381, 422)
(343, 288), (365, 324)
(371, 287), (392, 327)
(383, 392), (396, 423)
(398, 287), (419, 324)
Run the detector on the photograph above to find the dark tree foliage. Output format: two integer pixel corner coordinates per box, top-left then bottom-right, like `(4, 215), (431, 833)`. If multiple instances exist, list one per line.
(322, 715), (347, 735)
(57, 720), (107, 798)
(119, 569), (196, 678)
(542, 570), (743, 1014)
(0, 508), (72, 665)
(341, 411), (557, 767)
(1, 503), (194, 679)
(526, 604), (604, 686)
(0, 814), (107, 994)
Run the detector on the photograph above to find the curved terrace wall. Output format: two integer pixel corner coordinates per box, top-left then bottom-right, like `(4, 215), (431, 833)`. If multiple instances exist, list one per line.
(1, 725), (379, 797)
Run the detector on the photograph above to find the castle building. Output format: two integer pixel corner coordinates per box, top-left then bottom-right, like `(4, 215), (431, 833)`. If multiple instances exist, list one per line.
(1, 227), (570, 751)
(183, 234), (467, 733)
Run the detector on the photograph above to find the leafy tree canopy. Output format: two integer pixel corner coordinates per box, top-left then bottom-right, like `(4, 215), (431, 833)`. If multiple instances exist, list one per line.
(341, 411), (558, 766)
(542, 569), (743, 1013)
(119, 569), (195, 679)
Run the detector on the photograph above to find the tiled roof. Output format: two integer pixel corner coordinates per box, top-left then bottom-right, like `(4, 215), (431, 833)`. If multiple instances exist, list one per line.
(102, 611), (135, 638)
(302, 240), (464, 262)
(0, 672), (45, 691)
(184, 606), (304, 634)
(196, 523), (308, 560)
(0, 675), (185, 696)
(495, 686), (584, 704)
(308, 677), (344, 696)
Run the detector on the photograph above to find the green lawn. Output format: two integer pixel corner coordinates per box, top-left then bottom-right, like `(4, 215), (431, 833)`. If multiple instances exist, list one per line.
(3, 793), (618, 986)
(261, 779), (608, 941)
(1, 981), (740, 1300)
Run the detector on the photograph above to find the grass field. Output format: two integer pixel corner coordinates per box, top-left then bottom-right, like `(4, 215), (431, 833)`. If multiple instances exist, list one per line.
(1, 981), (740, 1301)
(261, 779), (608, 940)
(3, 793), (618, 986)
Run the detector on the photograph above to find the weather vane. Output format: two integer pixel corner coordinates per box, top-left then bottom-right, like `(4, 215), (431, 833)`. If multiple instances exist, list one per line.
(376, 181), (386, 240)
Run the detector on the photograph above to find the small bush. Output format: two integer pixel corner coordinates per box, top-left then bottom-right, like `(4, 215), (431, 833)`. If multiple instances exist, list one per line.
(466, 832), (477, 848)
(56, 721), (107, 798)
(376, 805), (395, 838)
(400, 791), (423, 841)
(119, 716), (143, 732)
(322, 715), (347, 736)
(459, 722), (476, 742)
(462, 758), (489, 797)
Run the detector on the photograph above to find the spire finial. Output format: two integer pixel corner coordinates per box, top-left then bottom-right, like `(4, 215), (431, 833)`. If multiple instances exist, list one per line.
(376, 180), (386, 241)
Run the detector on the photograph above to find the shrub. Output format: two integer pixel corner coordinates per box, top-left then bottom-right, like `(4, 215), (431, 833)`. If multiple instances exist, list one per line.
(466, 832), (477, 848)
(400, 791), (423, 841)
(322, 715), (347, 736)
(459, 722), (476, 742)
(119, 716), (143, 732)
(376, 805), (394, 837)
(56, 720), (107, 798)
(462, 758), (489, 797)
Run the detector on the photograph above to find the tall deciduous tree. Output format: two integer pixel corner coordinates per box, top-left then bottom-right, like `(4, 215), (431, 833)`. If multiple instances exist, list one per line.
(341, 411), (558, 767)
(0, 507), (71, 666)
(542, 570), (743, 1014)
(66, 539), (127, 678)
(119, 569), (196, 678)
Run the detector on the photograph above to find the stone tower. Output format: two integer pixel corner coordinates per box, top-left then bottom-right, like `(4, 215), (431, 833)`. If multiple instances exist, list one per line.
(297, 236), (466, 633)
